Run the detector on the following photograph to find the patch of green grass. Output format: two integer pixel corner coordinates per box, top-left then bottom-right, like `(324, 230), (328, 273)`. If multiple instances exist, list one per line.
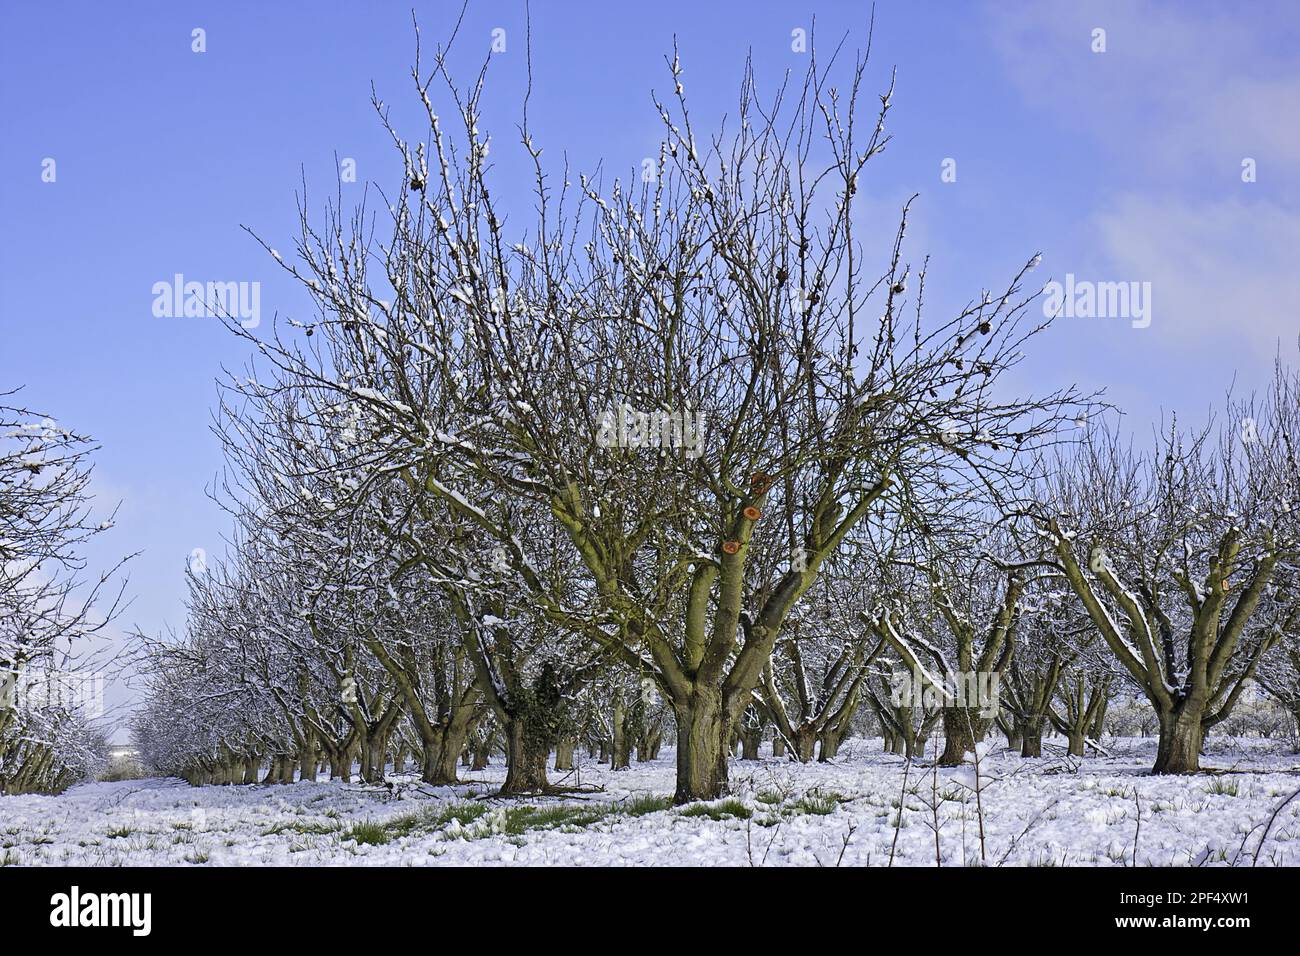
(263, 819), (342, 837)
(503, 804), (609, 835)
(428, 801), (490, 830)
(184, 849), (210, 864)
(378, 801), (492, 841)
(1203, 778), (1240, 796)
(787, 793), (839, 816)
(755, 789), (784, 805)
(342, 819), (392, 846)
(621, 794), (672, 817)
(679, 798), (752, 821)
(381, 810), (432, 840)
(105, 826), (134, 839)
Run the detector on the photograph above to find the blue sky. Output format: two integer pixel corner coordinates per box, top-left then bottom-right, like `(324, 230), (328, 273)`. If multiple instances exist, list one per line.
(2, 1), (1297, 736)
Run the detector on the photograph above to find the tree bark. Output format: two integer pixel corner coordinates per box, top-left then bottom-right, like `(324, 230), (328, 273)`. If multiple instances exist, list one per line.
(636, 725), (662, 762)
(611, 692), (631, 770)
(672, 685), (729, 803)
(1020, 717), (1044, 758)
(419, 725), (467, 786)
(1153, 705), (1204, 773)
(299, 748), (318, 784)
(817, 730), (840, 762)
(938, 708), (990, 766)
(500, 716), (552, 795)
(791, 727), (817, 763)
(325, 747), (351, 782)
(555, 737), (576, 771)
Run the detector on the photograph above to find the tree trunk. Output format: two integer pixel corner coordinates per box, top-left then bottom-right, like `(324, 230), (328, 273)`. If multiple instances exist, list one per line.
(791, 727), (817, 763)
(500, 717), (551, 795)
(938, 708), (989, 766)
(817, 729), (841, 762)
(611, 695), (631, 771)
(1067, 731), (1086, 757)
(471, 742), (490, 770)
(1153, 705), (1204, 773)
(360, 729), (390, 784)
(740, 730), (762, 760)
(433, 734), (462, 784)
(672, 686), (729, 804)
(892, 705), (916, 757)
(772, 735), (787, 758)
(1090, 699), (1109, 740)
(418, 724), (467, 786)
(1020, 717), (1044, 758)
(636, 726), (661, 762)
(555, 737), (576, 771)
(326, 747), (352, 782)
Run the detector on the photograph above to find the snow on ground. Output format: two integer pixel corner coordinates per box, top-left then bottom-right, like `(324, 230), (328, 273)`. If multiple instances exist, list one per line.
(3, 736), (1299, 867)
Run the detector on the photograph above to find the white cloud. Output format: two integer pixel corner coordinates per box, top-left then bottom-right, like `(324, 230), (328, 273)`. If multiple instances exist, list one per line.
(985, 0), (1300, 178)
(983, 0), (1300, 384)
(1090, 194), (1300, 360)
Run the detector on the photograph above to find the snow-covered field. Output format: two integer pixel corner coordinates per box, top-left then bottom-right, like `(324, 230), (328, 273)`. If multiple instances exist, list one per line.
(3, 737), (1299, 867)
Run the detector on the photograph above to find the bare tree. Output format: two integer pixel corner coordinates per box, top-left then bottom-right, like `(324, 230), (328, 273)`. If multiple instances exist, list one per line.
(1, 392), (127, 794)
(1034, 361), (1300, 772)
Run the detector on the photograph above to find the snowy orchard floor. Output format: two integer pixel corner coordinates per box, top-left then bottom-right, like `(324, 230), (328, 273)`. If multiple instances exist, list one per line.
(3, 736), (1300, 867)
